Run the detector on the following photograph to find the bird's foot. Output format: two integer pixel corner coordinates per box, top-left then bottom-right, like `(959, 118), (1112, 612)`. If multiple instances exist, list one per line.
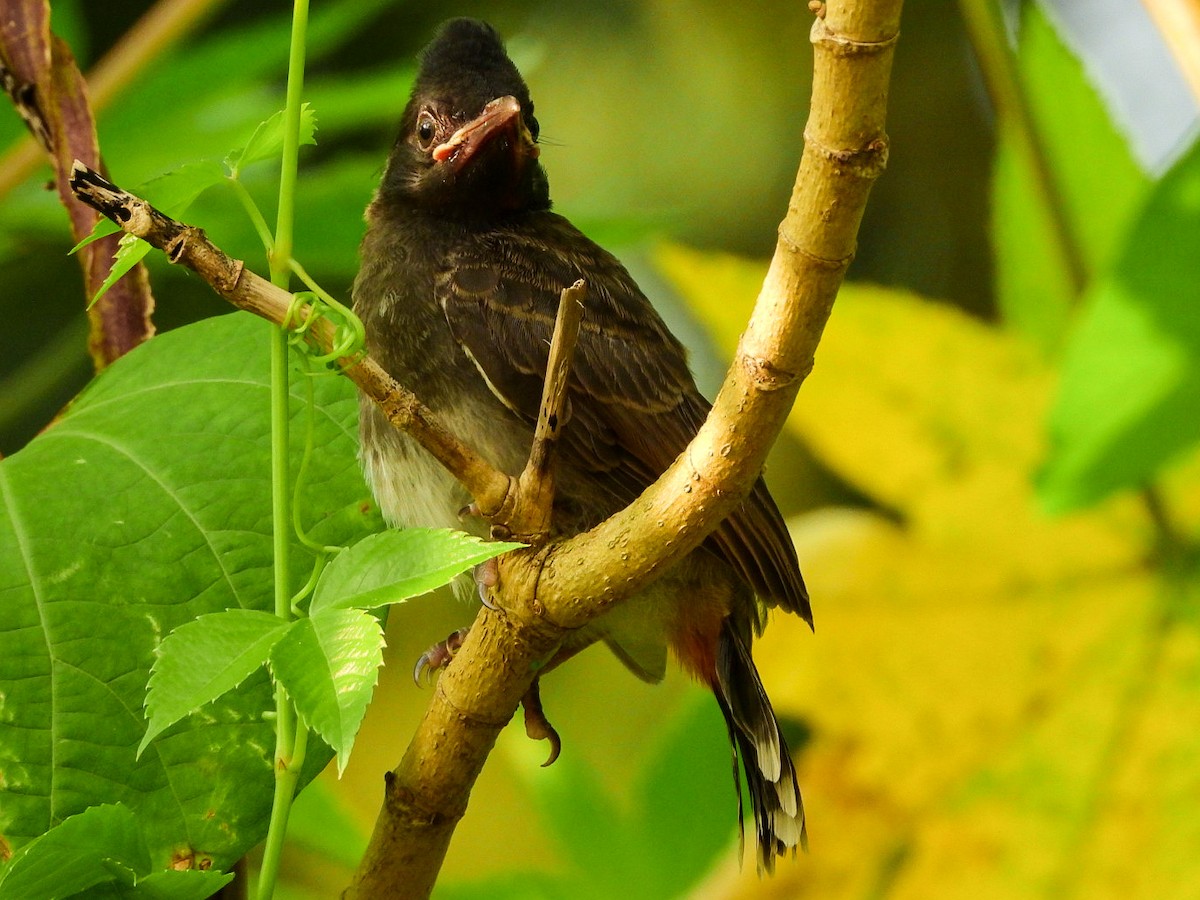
(521, 676), (561, 767)
(413, 627), (471, 685)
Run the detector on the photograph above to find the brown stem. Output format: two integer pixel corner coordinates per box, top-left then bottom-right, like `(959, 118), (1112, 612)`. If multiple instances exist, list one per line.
(0, 0), (227, 203)
(67, 0), (903, 891)
(0, 4), (156, 368)
(502, 279), (586, 541)
(67, 161), (515, 516)
(347, 2), (902, 896)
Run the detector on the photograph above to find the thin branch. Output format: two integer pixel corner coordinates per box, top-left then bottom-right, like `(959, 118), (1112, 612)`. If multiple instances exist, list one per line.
(68, 161), (515, 517)
(503, 280), (586, 542)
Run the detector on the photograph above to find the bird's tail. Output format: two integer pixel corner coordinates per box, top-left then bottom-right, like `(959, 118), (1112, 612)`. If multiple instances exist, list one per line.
(713, 616), (806, 875)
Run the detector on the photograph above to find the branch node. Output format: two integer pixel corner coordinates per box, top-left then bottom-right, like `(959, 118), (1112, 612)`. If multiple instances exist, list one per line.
(811, 17), (900, 55)
(434, 678), (513, 730)
(741, 354), (801, 392)
(802, 129), (890, 177)
(776, 224), (856, 270)
(164, 230), (189, 265)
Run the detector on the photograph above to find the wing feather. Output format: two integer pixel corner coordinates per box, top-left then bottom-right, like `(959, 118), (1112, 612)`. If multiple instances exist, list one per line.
(437, 213), (809, 620)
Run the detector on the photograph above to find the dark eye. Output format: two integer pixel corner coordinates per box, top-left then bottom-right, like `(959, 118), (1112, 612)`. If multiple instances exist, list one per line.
(527, 114), (540, 142)
(416, 113), (436, 149)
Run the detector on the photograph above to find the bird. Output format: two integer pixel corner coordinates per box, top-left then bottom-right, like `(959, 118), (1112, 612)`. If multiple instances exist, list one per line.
(353, 17), (810, 873)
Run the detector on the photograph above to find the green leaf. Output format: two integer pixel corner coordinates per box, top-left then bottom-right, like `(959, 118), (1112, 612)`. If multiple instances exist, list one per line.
(226, 104), (318, 177)
(631, 696), (738, 896)
(83, 869), (236, 900)
(310, 529), (524, 613)
(87, 233), (152, 306)
(1039, 139), (1200, 511)
(507, 733), (634, 899)
(992, 4), (1149, 346)
(0, 804), (148, 898)
(435, 871), (567, 900)
(270, 609), (384, 775)
(140, 609), (290, 755)
(285, 778), (368, 870)
(0, 312), (376, 868)
(135, 160), (227, 217)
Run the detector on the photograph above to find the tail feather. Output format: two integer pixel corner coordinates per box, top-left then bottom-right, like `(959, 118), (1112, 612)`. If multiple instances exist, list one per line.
(714, 617), (806, 875)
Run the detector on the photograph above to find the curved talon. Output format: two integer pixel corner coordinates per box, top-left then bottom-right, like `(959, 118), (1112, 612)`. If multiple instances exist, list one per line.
(412, 627), (470, 686)
(412, 651), (434, 686)
(475, 558), (500, 610)
(522, 677), (562, 767)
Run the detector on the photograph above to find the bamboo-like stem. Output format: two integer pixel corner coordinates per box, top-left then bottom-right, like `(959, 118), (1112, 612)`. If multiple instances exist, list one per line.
(346, 2), (902, 896)
(68, 0), (903, 891)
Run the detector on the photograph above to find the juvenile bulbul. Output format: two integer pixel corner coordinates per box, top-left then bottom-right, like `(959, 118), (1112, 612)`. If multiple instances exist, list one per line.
(354, 17), (810, 871)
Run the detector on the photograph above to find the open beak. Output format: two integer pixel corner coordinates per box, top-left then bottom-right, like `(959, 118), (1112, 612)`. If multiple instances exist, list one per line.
(432, 95), (540, 171)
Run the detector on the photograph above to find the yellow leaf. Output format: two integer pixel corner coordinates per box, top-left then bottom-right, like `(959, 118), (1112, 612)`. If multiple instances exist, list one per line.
(657, 241), (1144, 585)
(657, 242), (1198, 899)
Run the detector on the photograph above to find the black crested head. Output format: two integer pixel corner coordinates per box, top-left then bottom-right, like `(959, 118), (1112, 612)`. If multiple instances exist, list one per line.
(376, 18), (549, 217)
(416, 19), (531, 119)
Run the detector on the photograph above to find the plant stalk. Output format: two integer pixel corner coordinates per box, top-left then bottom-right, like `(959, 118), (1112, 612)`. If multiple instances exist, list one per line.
(258, 1), (310, 898)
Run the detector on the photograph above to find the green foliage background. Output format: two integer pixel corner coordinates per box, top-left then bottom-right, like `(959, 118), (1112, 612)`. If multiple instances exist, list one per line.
(1, 1), (1198, 898)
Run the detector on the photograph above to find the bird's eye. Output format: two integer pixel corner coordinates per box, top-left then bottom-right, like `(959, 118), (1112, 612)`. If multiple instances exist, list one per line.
(416, 114), (436, 149)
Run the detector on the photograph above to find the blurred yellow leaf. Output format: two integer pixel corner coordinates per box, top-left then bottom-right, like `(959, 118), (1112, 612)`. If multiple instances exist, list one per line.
(656, 243), (1199, 899)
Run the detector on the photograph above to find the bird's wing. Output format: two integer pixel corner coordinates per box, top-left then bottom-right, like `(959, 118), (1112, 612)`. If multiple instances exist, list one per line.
(436, 214), (809, 622)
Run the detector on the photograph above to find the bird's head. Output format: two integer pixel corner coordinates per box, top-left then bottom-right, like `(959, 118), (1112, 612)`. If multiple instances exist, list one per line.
(379, 19), (550, 217)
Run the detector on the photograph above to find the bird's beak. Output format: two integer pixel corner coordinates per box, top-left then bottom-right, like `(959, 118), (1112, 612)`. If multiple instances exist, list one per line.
(432, 95), (539, 171)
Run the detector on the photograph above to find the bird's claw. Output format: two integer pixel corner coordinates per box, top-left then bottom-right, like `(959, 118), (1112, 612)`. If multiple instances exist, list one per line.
(521, 677), (561, 767)
(413, 627), (471, 686)
(475, 558), (500, 610)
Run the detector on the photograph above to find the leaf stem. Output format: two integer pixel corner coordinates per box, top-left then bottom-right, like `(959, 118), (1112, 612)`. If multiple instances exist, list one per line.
(229, 177), (276, 254)
(270, 0), (308, 286)
(257, 716), (309, 897)
(955, 0), (1089, 297)
(259, 2), (310, 898)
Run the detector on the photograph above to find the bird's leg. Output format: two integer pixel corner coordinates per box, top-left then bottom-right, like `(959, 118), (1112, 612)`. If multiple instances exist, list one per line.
(521, 677), (561, 767)
(413, 627), (471, 685)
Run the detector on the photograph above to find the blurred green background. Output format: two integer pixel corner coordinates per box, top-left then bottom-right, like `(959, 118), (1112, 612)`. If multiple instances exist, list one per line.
(0, 0), (1000, 457)
(3, 1), (1200, 898)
